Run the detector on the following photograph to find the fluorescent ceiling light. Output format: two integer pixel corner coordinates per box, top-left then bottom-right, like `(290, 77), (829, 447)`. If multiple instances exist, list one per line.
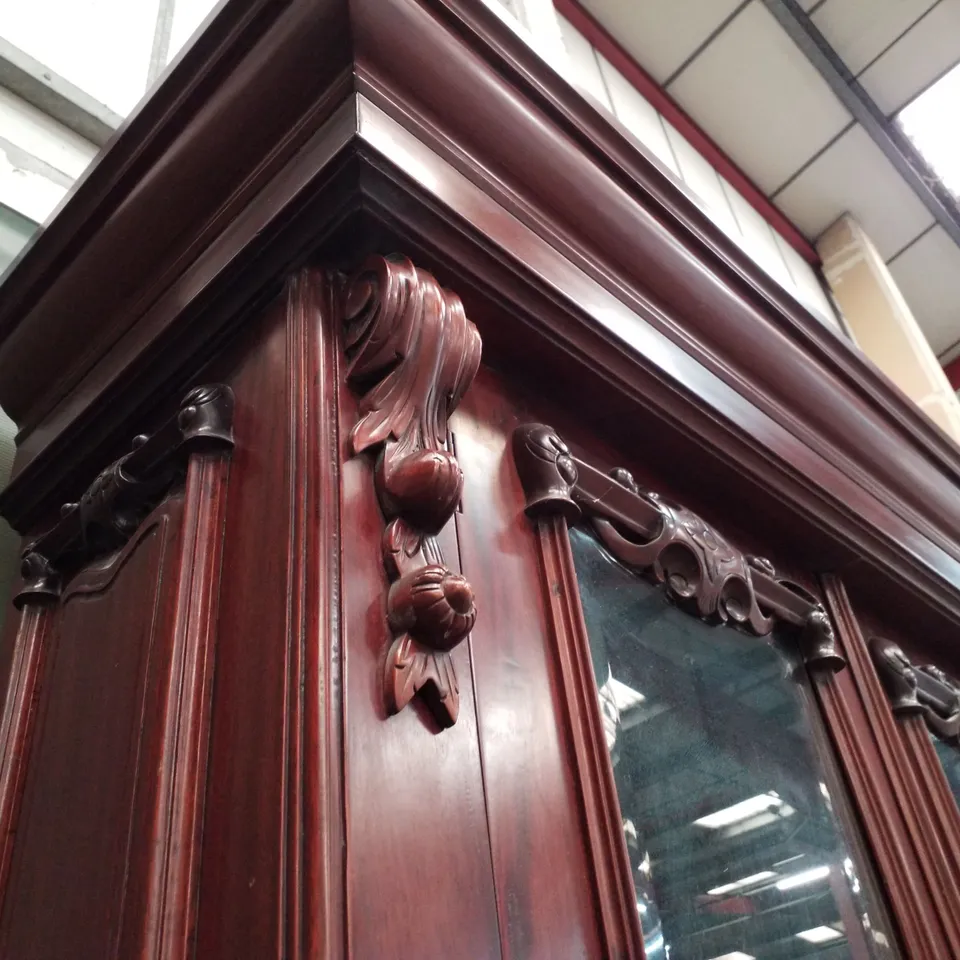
(608, 677), (645, 711)
(777, 865), (830, 891)
(796, 926), (843, 944)
(899, 63), (960, 198)
(707, 871), (777, 896)
(694, 794), (782, 829)
(708, 953), (755, 960)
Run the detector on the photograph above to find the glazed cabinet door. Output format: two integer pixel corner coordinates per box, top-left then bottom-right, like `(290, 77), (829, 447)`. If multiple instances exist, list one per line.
(452, 364), (906, 960)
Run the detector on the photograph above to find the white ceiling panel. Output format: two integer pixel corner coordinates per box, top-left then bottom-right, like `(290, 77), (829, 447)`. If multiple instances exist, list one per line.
(798, 0), (822, 10)
(557, 15), (613, 111)
(577, 0), (743, 84)
(721, 178), (794, 289)
(597, 54), (679, 175)
(662, 121), (740, 236)
(666, 2), (851, 194)
(811, 0), (940, 76)
(775, 124), (934, 261)
(888, 226), (960, 356)
(858, 1), (960, 115)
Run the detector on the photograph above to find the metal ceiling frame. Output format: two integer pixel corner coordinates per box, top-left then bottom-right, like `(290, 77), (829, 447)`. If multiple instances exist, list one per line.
(762, 0), (960, 252)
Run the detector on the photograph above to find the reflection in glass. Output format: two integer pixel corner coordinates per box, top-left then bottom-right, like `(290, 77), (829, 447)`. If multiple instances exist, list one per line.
(931, 733), (960, 806)
(570, 526), (894, 959)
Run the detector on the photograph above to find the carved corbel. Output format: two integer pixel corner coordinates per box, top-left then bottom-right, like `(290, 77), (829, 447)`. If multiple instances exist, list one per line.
(512, 424), (581, 523)
(870, 639), (960, 743)
(797, 606), (845, 674)
(512, 421), (845, 670)
(343, 254), (481, 729)
(15, 384), (234, 608)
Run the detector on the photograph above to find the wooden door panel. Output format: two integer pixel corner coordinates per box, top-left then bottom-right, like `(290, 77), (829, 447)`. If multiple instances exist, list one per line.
(0, 502), (181, 960)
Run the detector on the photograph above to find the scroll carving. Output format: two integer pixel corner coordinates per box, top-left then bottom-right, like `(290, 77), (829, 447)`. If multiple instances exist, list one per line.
(593, 467), (774, 635)
(343, 254), (481, 728)
(16, 384), (234, 607)
(512, 422), (844, 671)
(870, 638), (960, 741)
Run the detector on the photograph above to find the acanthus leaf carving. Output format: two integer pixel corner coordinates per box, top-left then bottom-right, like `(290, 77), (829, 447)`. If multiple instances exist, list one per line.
(343, 254), (480, 729)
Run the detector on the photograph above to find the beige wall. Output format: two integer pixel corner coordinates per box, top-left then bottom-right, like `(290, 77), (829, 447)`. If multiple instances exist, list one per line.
(819, 214), (960, 444)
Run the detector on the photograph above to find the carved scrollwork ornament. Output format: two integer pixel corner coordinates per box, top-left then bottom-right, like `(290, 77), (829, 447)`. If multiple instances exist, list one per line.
(13, 384), (235, 610)
(870, 638), (960, 742)
(869, 638), (925, 715)
(511, 422), (846, 670)
(343, 254), (481, 729)
(592, 470), (774, 635)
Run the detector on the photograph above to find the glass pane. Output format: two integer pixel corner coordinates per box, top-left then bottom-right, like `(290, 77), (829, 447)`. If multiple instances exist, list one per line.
(569, 525), (894, 960)
(0, 202), (37, 277)
(930, 733), (960, 806)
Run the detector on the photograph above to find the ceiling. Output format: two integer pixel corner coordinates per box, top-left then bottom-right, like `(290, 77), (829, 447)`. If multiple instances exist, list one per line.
(576, 0), (960, 361)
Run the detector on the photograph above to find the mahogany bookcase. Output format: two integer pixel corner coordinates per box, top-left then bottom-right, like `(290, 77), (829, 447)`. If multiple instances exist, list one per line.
(0, 1), (958, 957)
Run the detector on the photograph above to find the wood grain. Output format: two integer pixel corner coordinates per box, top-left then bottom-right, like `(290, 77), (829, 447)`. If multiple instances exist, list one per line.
(0, 504), (182, 959)
(339, 321), (501, 960)
(141, 452), (231, 960)
(0, 602), (53, 905)
(282, 270), (344, 959)
(454, 370), (607, 959)
(534, 514), (646, 959)
(819, 574), (953, 959)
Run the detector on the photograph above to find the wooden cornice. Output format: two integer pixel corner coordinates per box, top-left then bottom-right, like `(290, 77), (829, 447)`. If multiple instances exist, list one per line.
(2, 0), (960, 637)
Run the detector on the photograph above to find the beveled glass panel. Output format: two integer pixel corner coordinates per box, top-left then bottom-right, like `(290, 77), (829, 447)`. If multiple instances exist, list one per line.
(931, 733), (960, 806)
(569, 525), (895, 960)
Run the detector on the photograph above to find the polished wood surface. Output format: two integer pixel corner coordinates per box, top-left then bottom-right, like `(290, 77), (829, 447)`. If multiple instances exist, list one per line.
(0, 501), (182, 959)
(820, 575), (956, 959)
(142, 452), (230, 960)
(0, 0), (959, 955)
(454, 372), (607, 959)
(0, 603), (52, 901)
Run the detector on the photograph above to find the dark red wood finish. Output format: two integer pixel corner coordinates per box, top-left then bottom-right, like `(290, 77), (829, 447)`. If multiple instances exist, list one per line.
(0, 601), (53, 900)
(819, 576), (956, 959)
(194, 276), (347, 959)
(454, 370), (613, 959)
(0, 0), (959, 956)
(142, 452), (230, 960)
(534, 514), (645, 958)
(0, 500), (183, 959)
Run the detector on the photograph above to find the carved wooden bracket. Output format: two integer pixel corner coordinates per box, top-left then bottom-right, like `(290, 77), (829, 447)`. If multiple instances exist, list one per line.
(343, 254), (481, 728)
(870, 638), (960, 742)
(16, 384), (235, 608)
(512, 423), (843, 672)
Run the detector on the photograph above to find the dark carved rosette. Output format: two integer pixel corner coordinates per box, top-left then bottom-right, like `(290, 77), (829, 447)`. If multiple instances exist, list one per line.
(388, 564), (477, 653)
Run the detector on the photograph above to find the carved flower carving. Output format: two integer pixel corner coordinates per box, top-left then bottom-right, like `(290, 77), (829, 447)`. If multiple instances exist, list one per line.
(388, 564), (477, 652)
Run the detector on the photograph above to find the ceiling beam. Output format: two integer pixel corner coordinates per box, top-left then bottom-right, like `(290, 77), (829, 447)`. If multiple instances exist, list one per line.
(0, 38), (121, 147)
(762, 0), (960, 251)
